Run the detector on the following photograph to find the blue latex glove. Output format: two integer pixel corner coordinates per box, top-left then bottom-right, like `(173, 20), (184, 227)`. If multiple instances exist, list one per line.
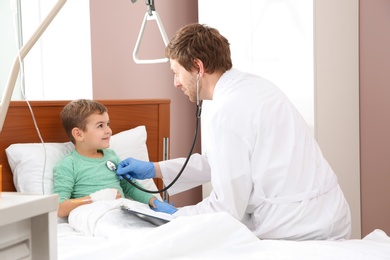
(151, 199), (178, 215)
(116, 158), (155, 180)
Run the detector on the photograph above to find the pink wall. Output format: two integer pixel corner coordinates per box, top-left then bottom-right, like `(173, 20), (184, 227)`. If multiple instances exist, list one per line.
(360, 0), (390, 236)
(89, 0), (202, 207)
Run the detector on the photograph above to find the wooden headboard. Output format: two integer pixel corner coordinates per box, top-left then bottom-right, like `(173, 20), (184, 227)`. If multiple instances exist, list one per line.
(0, 99), (170, 192)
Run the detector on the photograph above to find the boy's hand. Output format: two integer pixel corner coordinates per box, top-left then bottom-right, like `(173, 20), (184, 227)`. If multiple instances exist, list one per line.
(90, 188), (119, 202)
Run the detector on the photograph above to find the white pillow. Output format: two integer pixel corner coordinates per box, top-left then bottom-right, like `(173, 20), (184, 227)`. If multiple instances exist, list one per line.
(6, 142), (75, 195)
(109, 125), (149, 161)
(5, 125), (160, 197)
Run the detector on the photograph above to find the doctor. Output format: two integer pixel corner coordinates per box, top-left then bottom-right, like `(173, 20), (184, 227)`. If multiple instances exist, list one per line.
(117, 23), (351, 240)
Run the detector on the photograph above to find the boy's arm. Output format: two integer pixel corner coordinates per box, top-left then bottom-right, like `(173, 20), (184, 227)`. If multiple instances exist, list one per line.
(57, 189), (122, 218)
(121, 179), (155, 204)
(121, 181), (177, 214)
(58, 196), (92, 218)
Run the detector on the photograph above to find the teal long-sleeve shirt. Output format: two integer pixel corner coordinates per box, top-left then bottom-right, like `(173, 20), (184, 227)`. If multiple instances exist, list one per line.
(53, 149), (154, 204)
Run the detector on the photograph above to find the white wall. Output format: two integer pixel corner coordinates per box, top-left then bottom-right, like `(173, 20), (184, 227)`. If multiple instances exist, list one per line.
(199, 0), (314, 129)
(0, 0), (22, 100)
(1, 0), (92, 101)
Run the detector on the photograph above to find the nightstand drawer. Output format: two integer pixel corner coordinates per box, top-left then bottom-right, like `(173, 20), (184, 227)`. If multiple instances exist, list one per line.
(0, 219), (31, 260)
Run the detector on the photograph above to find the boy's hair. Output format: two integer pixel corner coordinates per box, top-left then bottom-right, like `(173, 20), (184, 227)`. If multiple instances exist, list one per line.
(61, 99), (108, 143)
(165, 23), (232, 74)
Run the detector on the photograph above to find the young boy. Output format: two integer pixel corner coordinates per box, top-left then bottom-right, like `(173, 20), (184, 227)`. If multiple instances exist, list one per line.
(53, 99), (176, 218)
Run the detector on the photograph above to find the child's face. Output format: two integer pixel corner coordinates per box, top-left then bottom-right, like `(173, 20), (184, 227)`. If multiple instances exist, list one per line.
(82, 112), (112, 150)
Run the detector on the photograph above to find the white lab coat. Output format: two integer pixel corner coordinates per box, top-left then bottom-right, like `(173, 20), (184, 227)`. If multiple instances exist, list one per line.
(160, 69), (351, 240)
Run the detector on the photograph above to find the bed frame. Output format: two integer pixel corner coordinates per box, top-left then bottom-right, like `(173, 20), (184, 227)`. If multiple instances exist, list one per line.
(0, 99), (170, 192)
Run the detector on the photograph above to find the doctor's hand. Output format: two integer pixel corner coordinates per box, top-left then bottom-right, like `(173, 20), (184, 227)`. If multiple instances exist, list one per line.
(116, 158), (156, 180)
(150, 199), (178, 215)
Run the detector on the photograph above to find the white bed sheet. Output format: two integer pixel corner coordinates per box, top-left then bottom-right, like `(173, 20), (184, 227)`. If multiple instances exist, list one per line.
(58, 199), (390, 260)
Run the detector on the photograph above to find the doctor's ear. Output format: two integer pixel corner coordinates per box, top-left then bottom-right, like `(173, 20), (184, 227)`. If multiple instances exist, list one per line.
(193, 59), (204, 76)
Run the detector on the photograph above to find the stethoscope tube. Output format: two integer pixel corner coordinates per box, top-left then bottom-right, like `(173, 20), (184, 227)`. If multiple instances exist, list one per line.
(122, 102), (201, 194)
(121, 73), (202, 194)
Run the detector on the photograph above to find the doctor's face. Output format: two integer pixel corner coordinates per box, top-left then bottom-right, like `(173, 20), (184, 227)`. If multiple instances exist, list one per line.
(170, 59), (199, 103)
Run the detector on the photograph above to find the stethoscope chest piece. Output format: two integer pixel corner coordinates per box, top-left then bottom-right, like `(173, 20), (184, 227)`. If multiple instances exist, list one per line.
(106, 161), (117, 171)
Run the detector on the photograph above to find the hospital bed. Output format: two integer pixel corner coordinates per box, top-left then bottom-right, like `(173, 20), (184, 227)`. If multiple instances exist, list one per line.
(1, 99), (390, 260)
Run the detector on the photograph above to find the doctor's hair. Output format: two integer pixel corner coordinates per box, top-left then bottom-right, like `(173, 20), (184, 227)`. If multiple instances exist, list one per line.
(60, 99), (108, 143)
(165, 23), (232, 74)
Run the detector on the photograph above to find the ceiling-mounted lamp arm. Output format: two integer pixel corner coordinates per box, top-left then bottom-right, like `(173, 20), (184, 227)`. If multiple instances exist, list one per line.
(133, 0), (169, 64)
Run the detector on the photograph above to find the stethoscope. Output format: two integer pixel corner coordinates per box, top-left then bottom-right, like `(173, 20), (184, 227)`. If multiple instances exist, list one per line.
(106, 74), (202, 194)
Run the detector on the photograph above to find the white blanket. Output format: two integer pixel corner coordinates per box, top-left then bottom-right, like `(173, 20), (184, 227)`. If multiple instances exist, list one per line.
(68, 199), (156, 238)
(58, 199), (390, 260)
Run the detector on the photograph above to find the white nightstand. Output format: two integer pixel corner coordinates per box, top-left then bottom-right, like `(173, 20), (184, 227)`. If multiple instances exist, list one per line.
(0, 192), (58, 260)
